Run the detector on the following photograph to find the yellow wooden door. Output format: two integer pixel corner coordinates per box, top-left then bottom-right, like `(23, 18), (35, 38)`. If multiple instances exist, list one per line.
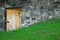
(6, 9), (21, 31)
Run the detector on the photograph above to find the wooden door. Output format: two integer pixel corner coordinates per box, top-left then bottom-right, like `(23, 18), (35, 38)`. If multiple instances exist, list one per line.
(6, 9), (21, 31)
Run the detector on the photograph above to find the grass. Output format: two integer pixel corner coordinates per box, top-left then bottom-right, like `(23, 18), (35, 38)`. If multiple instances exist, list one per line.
(0, 18), (60, 40)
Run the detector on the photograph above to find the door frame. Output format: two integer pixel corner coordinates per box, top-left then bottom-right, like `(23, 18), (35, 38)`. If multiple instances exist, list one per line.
(5, 7), (22, 31)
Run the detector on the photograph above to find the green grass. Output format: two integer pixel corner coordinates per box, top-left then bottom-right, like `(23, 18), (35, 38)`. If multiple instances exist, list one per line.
(0, 18), (60, 40)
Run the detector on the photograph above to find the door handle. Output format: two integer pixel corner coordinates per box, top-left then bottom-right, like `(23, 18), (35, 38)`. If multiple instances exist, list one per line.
(6, 21), (10, 23)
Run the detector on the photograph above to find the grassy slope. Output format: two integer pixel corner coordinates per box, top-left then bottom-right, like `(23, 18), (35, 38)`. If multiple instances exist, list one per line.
(0, 19), (60, 40)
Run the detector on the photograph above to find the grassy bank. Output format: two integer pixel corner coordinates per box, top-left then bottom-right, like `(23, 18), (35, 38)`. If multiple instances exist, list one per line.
(0, 19), (60, 40)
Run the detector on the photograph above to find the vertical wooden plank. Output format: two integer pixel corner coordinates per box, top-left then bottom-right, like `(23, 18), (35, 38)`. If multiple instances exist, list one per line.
(15, 11), (22, 29)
